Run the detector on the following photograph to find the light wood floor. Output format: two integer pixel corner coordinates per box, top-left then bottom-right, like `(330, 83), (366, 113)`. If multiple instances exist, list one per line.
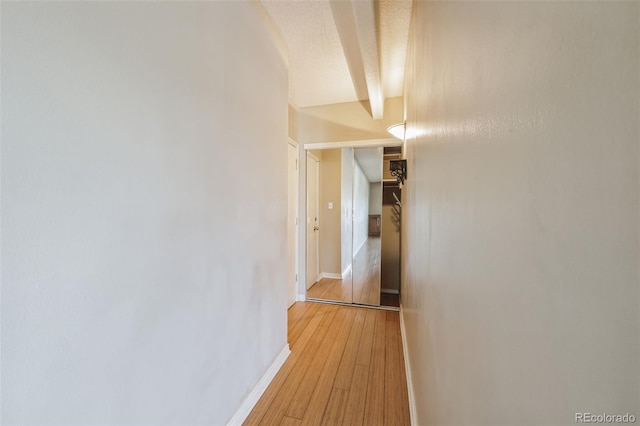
(306, 276), (352, 303)
(243, 302), (410, 426)
(307, 237), (381, 306)
(352, 237), (381, 306)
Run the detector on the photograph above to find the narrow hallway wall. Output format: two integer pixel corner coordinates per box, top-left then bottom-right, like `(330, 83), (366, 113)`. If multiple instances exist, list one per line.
(402, 2), (640, 425)
(1, 2), (288, 424)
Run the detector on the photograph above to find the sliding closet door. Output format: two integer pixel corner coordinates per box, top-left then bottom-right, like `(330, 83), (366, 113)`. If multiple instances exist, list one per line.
(351, 148), (382, 306)
(305, 149), (353, 303)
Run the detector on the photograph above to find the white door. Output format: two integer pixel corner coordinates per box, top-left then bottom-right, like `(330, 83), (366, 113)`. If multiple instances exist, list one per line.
(287, 143), (298, 308)
(306, 154), (319, 289)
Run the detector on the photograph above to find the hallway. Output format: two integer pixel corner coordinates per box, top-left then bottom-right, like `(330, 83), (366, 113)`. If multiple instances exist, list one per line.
(244, 302), (410, 425)
(2, 1), (638, 424)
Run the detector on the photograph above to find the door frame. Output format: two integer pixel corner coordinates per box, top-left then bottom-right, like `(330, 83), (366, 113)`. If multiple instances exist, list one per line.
(287, 139), (299, 308)
(296, 138), (402, 302)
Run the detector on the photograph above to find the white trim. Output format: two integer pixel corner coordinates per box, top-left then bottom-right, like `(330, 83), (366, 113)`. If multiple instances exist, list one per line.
(296, 293), (306, 302)
(381, 288), (399, 294)
(319, 272), (342, 280)
(399, 304), (417, 426)
(298, 144), (307, 301)
(287, 141), (299, 309)
(341, 264), (352, 279)
(304, 138), (401, 150)
(307, 151), (321, 162)
(307, 298), (399, 312)
(226, 345), (291, 426)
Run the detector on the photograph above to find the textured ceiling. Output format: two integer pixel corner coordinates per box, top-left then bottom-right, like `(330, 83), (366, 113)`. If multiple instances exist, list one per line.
(379, 0), (412, 97)
(355, 147), (383, 183)
(261, 1), (358, 107)
(261, 0), (412, 112)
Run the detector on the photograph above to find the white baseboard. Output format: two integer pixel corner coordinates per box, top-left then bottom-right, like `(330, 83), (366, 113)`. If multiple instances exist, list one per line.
(341, 265), (352, 279)
(381, 288), (399, 294)
(319, 272), (342, 280)
(296, 293), (306, 302)
(226, 344), (291, 426)
(399, 304), (417, 426)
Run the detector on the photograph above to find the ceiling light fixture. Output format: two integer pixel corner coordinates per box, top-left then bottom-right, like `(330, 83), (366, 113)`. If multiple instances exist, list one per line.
(387, 123), (405, 140)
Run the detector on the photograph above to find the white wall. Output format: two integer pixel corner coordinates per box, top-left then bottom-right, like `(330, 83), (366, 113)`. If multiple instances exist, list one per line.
(402, 2), (640, 425)
(1, 2), (288, 424)
(368, 182), (382, 215)
(341, 148), (354, 275)
(352, 161), (370, 256)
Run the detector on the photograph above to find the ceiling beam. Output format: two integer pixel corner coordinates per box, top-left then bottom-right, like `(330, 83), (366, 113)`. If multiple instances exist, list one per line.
(350, 0), (384, 119)
(329, 2), (369, 101)
(330, 0), (384, 120)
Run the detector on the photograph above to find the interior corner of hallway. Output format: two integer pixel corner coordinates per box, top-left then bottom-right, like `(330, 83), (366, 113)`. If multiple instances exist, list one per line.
(400, 2), (640, 425)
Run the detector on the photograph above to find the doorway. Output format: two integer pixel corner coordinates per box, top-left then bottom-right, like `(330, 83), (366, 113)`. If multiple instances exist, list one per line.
(301, 140), (402, 310)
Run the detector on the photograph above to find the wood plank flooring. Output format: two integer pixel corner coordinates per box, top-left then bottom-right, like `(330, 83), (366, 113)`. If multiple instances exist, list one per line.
(352, 237), (381, 306)
(306, 276), (352, 303)
(307, 237), (381, 306)
(243, 302), (410, 426)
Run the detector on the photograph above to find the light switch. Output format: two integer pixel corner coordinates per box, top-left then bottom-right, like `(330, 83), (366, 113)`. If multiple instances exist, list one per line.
(328, 202), (333, 209)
